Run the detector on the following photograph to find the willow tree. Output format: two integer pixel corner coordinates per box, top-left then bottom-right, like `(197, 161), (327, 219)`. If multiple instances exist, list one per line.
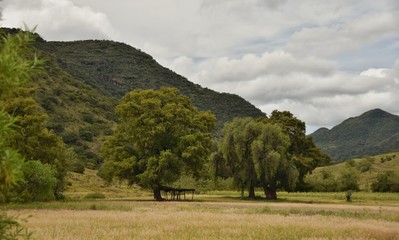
(251, 123), (293, 199)
(216, 117), (295, 199)
(100, 87), (216, 201)
(219, 118), (258, 198)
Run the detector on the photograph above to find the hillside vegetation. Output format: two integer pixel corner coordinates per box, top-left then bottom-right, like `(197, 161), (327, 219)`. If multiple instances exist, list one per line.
(311, 109), (399, 161)
(305, 152), (399, 191)
(0, 28), (266, 166)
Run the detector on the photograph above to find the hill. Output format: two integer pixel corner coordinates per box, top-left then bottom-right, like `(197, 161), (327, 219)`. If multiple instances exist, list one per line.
(2, 28), (265, 167)
(35, 39), (265, 129)
(305, 152), (399, 191)
(310, 109), (399, 161)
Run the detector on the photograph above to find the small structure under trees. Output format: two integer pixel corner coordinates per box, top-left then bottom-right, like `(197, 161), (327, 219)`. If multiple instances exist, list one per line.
(159, 186), (195, 201)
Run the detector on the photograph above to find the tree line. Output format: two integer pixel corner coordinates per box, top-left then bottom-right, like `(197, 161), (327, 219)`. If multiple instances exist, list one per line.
(98, 87), (331, 200)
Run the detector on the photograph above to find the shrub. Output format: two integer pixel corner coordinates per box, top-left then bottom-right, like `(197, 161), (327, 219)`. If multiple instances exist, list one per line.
(8, 161), (58, 202)
(79, 129), (93, 141)
(371, 171), (399, 192)
(338, 168), (359, 191)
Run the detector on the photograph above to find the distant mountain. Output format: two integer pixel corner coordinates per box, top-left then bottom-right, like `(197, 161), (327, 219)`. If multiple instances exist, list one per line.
(310, 109), (399, 161)
(3, 28), (266, 166)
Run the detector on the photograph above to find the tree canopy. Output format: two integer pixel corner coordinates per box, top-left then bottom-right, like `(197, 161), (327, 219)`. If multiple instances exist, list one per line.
(0, 30), (39, 192)
(214, 117), (295, 199)
(268, 110), (330, 190)
(100, 87), (216, 200)
(0, 30), (66, 201)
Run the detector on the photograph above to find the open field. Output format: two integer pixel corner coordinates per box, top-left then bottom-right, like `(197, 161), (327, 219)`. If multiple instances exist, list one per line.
(4, 192), (399, 240)
(4, 166), (399, 240)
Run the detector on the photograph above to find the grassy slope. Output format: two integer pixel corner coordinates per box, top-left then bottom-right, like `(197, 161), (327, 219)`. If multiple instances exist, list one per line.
(308, 151), (399, 190)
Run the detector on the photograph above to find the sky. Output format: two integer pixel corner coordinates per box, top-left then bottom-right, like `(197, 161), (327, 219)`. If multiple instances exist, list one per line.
(1, 0), (399, 133)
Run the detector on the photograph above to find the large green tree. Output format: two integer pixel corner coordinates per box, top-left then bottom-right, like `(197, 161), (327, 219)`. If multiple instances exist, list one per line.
(215, 117), (294, 199)
(100, 87), (216, 201)
(252, 123), (293, 199)
(268, 110), (330, 191)
(219, 117), (258, 198)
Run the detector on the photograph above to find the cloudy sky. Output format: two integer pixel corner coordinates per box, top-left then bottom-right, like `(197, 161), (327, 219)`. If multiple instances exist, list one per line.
(1, 0), (399, 133)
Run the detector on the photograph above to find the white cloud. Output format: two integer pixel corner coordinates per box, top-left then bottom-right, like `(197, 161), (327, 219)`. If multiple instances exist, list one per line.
(1, 0), (116, 40)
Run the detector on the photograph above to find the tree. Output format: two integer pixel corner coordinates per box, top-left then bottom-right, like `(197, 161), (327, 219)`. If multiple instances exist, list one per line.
(100, 88), (216, 201)
(268, 110), (330, 191)
(7, 161), (58, 202)
(215, 117), (294, 199)
(0, 29), (66, 200)
(218, 118), (259, 198)
(0, 29), (38, 239)
(0, 30), (40, 193)
(252, 123), (292, 199)
(371, 171), (399, 192)
(1, 87), (67, 197)
(0, 112), (24, 194)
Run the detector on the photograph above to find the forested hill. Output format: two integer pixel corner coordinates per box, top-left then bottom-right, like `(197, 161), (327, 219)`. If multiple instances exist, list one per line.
(310, 109), (399, 162)
(1, 28), (264, 167)
(35, 39), (265, 128)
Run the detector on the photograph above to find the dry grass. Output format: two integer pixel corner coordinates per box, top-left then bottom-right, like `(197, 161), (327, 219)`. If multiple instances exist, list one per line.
(7, 200), (399, 240)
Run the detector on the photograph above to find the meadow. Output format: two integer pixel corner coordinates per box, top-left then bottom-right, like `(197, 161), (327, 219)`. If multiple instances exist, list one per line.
(4, 190), (399, 240)
(3, 166), (399, 240)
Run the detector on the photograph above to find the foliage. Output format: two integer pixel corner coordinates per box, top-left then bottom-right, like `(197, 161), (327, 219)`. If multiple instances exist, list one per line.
(311, 108), (399, 161)
(0, 29), (67, 200)
(65, 148), (85, 174)
(0, 112), (24, 193)
(268, 110), (330, 191)
(0, 212), (31, 240)
(7, 161), (58, 202)
(0, 30), (40, 192)
(305, 167), (359, 192)
(356, 157), (373, 173)
(1, 86), (67, 198)
(214, 117), (294, 199)
(0, 29), (38, 240)
(305, 152), (399, 192)
(100, 88), (216, 200)
(371, 171), (399, 192)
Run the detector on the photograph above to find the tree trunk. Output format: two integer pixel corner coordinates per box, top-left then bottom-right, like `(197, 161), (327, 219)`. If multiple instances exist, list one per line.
(248, 184), (255, 199)
(263, 184), (277, 200)
(153, 187), (163, 201)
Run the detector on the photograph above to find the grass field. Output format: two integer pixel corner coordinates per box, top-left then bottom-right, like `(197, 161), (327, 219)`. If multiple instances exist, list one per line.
(3, 160), (399, 240)
(4, 191), (399, 240)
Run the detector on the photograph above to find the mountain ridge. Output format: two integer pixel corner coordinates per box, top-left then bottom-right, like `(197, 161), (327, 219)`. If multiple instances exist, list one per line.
(310, 108), (399, 161)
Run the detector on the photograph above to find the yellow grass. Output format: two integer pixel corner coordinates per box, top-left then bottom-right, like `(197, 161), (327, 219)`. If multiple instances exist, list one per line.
(7, 201), (399, 240)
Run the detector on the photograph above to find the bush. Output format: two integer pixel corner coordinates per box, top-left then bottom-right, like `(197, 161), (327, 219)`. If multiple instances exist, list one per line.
(338, 168), (359, 191)
(8, 161), (58, 202)
(79, 129), (93, 141)
(371, 171), (399, 192)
